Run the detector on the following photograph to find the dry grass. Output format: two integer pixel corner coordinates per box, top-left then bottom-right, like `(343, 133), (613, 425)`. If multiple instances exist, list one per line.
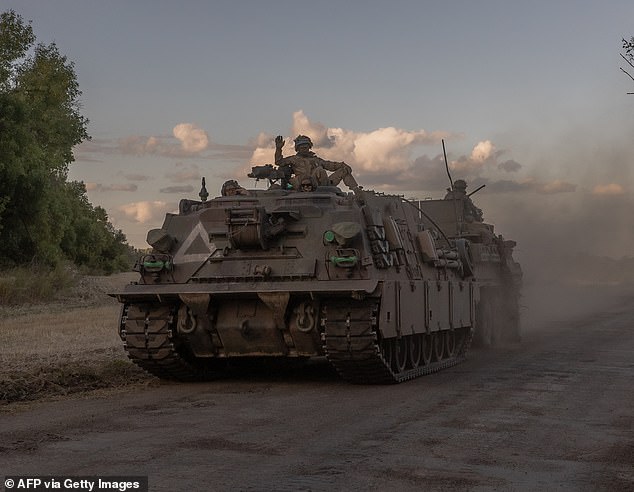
(2, 305), (122, 364)
(0, 263), (76, 305)
(0, 273), (155, 406)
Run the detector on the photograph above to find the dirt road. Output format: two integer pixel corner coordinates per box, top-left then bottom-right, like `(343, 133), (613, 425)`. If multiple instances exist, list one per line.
(1, 295), (632, 491)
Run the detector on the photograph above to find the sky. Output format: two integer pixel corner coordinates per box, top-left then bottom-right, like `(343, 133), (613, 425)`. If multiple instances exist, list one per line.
(5, 1), (634, 268)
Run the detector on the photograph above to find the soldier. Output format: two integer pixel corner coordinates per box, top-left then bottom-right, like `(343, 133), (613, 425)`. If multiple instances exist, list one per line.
(444, 179), (483, 222)
(275, 135), (360, 191)
(221, 180), (249, 197)
(298, 175), (317, 192)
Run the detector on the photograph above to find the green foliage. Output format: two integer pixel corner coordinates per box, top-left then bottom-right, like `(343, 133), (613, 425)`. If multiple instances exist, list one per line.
(14, 42), (89, 178)
(0, 9), (133, 273)
(57, 181), (134, 274)
(0, 9), (35, 89)
(0, 262), (75, 305)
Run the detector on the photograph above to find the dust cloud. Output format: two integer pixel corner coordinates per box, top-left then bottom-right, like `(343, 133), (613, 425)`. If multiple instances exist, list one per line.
(250, 112), (634, 333)
(475, 191), (634, 333)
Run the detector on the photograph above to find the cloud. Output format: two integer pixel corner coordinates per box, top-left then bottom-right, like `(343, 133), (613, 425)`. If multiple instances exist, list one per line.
(351, 127), (448, 173)
(244, 112), (585, 207)
(117, 201), (172, 223)
(250, 146), (276, 166)
(160, 185), (195, 194)
(498, 159), (522, 172)
(80, 110), (634, 262)
(113, 123), (208, 157)
(252, 110), (455, 176)
(123, 173), (153, 181)
(76, 125), (253, 163)
(471, 140), (495, 162)
(165, 163), (201, 182)
(73, 140), (106, 163)
(592, 183), (625, 196)
(92, 110), (634, 262)
(246, 132), (279, 165)
(291, 110), (334, 148)
(85, 183), (138, 192)
(251, 132), (276, 148)
(173, 123), (209, 153)
(486, 179), (534, 193)
(484, 178), (576, 194)
(538, 179), (576, 194)
(359, 153), (449, 191)
(118, 136), (162, 156)
(449, 140), (501, 174)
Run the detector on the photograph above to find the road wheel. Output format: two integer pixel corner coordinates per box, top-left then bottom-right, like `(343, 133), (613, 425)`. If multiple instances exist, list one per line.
(381, 337), (394, 368)
(409, 334), (423, 368)
(432, 332), (445, 361)
(422, 334), (433, 365)
(445, 330), (456, 357)
(393, 337), (408, 373)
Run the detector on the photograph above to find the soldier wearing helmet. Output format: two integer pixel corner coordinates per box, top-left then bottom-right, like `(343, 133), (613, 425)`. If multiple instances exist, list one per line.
(444, 179), (483, 222)
(274, 134), (360, 191)
(221, 179), (249, 197)
(298, 175), (317, 192)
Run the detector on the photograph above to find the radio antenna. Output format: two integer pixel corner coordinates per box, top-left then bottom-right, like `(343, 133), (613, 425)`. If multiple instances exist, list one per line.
(442, 139), (453, 189)
(443, 140), (460, 236)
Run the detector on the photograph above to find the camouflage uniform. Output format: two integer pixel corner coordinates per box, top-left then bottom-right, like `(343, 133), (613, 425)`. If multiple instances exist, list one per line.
(298, 175), (317, 192)
(444, 179), (483, 222)
(275, 135), (360, 191)
(221, 180), (249, 196)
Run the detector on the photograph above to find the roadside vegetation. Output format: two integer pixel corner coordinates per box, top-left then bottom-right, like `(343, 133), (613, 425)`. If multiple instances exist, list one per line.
(0, 10), (147, 405)
(0, 262), (75, 305)
(0, 273), (155, 407)
(0, 10), (135, 280)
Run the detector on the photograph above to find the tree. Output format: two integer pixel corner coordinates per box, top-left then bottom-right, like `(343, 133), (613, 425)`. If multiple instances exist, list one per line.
(0, 10), (133, 271)
(0, 9), (34, 90)
(621, 36), (634, 94)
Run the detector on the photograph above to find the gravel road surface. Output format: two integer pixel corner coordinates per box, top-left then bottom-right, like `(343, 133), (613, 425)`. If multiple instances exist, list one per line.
(1, 295), (632, 491)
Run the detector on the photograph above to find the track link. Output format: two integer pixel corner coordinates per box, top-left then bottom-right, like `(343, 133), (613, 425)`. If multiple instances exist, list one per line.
(119, 303), (219, 381)
(322, 300), (472, 384)
(119, 299), (472, 384)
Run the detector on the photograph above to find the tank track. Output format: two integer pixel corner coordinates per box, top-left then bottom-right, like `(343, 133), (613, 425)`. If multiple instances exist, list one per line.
(119, 303), (221, 381)
(119, 299), (472, 384)
(322, 300), (472, 384)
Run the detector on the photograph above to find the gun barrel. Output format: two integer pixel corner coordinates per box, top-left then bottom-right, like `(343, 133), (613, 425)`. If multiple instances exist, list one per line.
(248, 164), (274, 179)
(467, 184), (486, 197)
(248, 164), (291, 184)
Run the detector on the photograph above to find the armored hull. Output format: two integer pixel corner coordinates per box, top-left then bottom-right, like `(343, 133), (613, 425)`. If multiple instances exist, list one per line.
(113, 185), (520, 383)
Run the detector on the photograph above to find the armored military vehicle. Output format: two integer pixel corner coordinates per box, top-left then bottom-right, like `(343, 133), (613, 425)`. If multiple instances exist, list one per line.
(112, 167), (521, 384)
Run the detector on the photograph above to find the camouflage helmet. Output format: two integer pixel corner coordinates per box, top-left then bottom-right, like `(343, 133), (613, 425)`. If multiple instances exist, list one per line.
(294, 135), (313, 149)
(298, 174), (317, 191)
(221, 179), (239, 196)
(453, 179), (467, 190)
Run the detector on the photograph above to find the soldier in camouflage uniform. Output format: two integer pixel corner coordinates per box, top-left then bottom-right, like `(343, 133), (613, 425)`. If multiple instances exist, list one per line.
(298, 175), (317, 192)
(444, 179), (483, 222)
(275, 135), (360, 191)
(221, 179), (249, 196)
